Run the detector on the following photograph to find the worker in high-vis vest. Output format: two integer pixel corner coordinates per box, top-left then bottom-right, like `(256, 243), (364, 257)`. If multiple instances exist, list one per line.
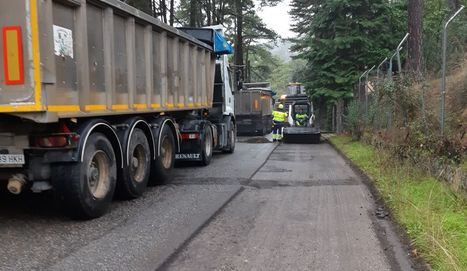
(295, 107), (309, 127)
(272, 104), (288, 141)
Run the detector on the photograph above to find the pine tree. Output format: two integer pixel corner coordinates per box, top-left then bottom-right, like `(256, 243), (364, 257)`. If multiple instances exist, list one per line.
(290, 0), (405, 102)
(407, 0), (424, 78)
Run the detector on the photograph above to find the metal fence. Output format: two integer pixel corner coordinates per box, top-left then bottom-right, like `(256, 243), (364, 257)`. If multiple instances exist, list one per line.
(342, 6), (466, 189)
(351, 6), (466, 138)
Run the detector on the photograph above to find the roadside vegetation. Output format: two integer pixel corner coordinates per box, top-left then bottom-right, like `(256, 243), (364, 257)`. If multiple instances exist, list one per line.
(330, 135), (466, 271)
(293, 1), (466, 268)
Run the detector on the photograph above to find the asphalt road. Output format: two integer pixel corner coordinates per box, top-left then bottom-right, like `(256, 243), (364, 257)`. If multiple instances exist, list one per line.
(0, 140), (412, 271)
(0, 142), (275, 271)
(164, 143), (413, 271)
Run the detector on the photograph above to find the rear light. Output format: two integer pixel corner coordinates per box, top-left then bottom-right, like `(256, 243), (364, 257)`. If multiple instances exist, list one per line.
(33, 123), (79, 148)
(34, 133), (80, 148)
(181, 133), (200, 140)
(2, 26), (24, 85)
(35, 136), (69, 148)
(254, 99), (259, 110)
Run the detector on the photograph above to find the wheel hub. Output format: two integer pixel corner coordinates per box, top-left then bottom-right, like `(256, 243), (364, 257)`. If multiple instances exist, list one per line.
(130, 144), (146, 183)
(89, 165), (99, 187)
(161, 136), (173, 169)
(132, 156), (139, 168)
(86, 151), (110, 199)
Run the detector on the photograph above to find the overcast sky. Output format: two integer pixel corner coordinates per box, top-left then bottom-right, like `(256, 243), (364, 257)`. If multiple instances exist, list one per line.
(256, 0), (294, 39)
(172, 0), (294, 39)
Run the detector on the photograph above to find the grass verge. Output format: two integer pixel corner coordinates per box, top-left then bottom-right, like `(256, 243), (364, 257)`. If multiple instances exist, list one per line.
(329, 135), (466, 271)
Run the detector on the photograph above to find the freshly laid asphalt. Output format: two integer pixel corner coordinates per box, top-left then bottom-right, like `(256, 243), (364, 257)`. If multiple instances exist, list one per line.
(164, 143), (413, 271)
(0, 140), (412, 271)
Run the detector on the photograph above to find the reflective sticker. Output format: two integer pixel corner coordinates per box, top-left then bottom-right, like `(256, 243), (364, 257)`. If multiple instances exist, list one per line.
(2, 26), (24, 85)
(53, 25), (73, 58)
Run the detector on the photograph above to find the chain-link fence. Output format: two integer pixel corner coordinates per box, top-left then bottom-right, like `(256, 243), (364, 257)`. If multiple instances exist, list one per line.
(343, 7), (466, 189)
(355, 8), (466, 136)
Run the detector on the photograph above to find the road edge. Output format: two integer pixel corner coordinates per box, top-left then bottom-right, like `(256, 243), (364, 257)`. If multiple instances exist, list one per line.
(158, 142), (280, 270)
(326, 138), (429, 271)
(156, 186), (244, 271)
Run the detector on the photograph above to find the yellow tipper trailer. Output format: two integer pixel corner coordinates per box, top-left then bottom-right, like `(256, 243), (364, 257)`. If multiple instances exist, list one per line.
(0, 0), (214, 119)
(0, 0), (236, 219)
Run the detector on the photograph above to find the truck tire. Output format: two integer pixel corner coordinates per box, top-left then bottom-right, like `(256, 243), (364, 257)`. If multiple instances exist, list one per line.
(117, 128), (151, 199)
(149, 125), (175, 185)
(52, 133), (117, 219)
(223, 120), (236, 153)
(200, 126), (213, 166)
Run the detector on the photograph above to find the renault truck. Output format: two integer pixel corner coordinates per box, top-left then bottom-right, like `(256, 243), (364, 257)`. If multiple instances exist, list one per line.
(0, 0), (236, 218)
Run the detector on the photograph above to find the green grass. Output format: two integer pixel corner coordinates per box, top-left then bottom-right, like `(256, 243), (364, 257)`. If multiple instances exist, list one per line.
(330, 135), (467, 271)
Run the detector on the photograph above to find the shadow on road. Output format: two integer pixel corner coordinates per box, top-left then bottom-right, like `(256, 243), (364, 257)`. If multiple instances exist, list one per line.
(0, 187), (67, 220)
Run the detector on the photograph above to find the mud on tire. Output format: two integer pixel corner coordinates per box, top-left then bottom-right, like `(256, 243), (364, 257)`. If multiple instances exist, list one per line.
(117, 128), (151, 199)
(200, 125), (213, 166)
(52, 133), (117, 219)
(149, 125), (175, 185)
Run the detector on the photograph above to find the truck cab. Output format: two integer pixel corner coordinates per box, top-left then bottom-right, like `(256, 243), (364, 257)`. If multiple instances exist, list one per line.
(175, 26), (236, 163)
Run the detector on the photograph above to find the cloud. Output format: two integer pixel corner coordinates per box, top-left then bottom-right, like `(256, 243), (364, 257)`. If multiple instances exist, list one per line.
(256, 0), (294, 39)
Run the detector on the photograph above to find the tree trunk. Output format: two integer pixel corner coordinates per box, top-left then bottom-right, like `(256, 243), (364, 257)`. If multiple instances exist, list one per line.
(217, 0), (226, 25)
(159, 0), (167, 23)
(245, 43), (251, 82)
(212, 0), (217, 24)
(317, 97), (326, 129)
(169, 0), (174, 26)
(336, 98), (344, 134)
(189, 0), (197, 26)
(206, 0), (212, 25)
(406, 0), (424, 79)
(234, 0), (244, 90)
(332, 104), (336, 133)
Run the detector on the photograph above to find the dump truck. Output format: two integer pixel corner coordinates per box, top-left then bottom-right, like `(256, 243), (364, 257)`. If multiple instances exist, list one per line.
(234, 83), (273, 136)
(280, 83), (321, 143)
(0, 0), (236, 218)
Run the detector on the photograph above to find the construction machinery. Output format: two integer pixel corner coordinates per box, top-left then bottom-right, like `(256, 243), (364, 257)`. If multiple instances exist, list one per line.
(0, 0), (236, 218)
(280, 83), (321, 144)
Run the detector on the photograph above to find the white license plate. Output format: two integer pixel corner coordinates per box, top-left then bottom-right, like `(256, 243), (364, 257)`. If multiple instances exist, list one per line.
(0, 154), (25, 165)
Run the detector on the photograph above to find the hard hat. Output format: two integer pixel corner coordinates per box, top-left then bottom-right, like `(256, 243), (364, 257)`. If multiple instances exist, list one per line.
(278, 104), (284, 110)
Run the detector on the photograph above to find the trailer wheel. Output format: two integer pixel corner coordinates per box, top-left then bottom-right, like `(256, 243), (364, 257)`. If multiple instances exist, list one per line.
(223, 121), (236, 153)
(149, 125), (175, 185)
(117, 128), (151, 199)
(200, 126), (213, 166)
(52, 133), (117, 219)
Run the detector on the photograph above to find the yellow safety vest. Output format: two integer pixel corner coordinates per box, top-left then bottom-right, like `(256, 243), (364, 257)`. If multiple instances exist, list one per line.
(295, 113), (308, 120)
(273, 110), (287, 122)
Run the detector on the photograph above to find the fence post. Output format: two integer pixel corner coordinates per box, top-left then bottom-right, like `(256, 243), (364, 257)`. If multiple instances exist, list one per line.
(388, 49), (400, 80)
(332, 104), (336, 133)
(440, 5), (464, 137)
(396, 33), (409, 79)
(365, 65), (376, 121)
(377, 57), (388, 79)
(336, 98), (344, 134)
(358, 70), (368, 101)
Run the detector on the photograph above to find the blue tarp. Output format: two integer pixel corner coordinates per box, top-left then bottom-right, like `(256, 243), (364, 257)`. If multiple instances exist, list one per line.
(213, 32), (234, 55)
